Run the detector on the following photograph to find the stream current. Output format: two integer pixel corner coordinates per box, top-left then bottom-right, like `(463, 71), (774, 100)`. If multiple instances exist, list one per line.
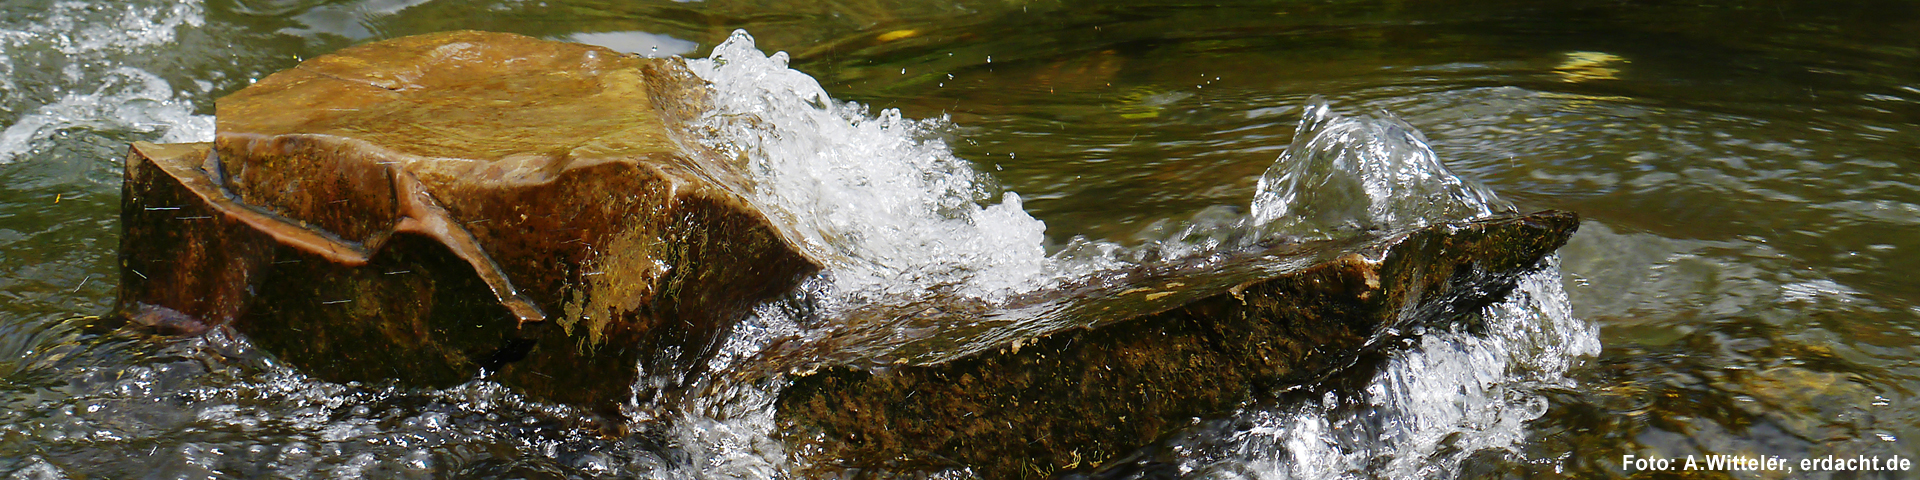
(1, 0), (1916, 479)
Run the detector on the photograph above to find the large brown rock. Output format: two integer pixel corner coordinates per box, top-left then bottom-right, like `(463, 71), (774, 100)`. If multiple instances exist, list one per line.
(770, 211), (1578, 478)
(113, 30), (1581, 476)
(113, 31), (820, 418)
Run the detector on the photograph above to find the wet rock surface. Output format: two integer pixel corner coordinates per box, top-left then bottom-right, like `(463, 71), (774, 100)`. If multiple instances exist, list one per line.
(113, 31), (821, 416)
(113, 30), (1580, 476)
(773, 211), (1578, 478)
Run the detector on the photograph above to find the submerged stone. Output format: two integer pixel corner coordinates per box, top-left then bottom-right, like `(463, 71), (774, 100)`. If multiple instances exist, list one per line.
(112, 31), (820, 417)
(772, 210), (1578, 478)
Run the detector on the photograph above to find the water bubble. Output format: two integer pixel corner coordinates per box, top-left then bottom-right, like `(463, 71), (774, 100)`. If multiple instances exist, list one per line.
(1249, 97), (1510, 241)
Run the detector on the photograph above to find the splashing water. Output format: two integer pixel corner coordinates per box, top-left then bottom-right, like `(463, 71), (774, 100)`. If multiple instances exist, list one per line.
(683, 30), (1111, 306)
(0, 18), (1595, 478)
(1249, 97), (1511, 241)
(1136, 98), (1514, 262)
(1168, 261), (1599, 479)
(667, 37), (1597, 478)
(659, 35), (1148, 476)
(0, 0), (213, 166)
(1135, 101), (1595, 479)
(670, 36), (1594, 480)
(0, 67), (211, 165)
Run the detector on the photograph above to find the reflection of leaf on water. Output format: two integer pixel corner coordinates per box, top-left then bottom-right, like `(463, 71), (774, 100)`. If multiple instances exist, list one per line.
(876, 29), (919, 42)
(1114, 87), (1190, 119)
(1554, 51), (1628, 83)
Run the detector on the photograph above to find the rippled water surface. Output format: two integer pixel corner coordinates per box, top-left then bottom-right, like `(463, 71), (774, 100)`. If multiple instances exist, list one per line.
(3, 0), (1917, 478)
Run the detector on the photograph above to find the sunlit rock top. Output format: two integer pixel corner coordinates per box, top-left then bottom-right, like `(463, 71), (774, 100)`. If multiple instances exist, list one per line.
(218, 31), (738, 188)
(156, 31), (824, 413)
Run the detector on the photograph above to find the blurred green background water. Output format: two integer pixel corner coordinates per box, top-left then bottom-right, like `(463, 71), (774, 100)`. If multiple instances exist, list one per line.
(2, 0), (1917, 477)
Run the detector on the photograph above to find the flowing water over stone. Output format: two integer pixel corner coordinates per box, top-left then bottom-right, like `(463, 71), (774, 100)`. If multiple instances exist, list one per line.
(1247, 98), (1510, 242)
(3, 0), (1916, 478)
(684, 30), (1087, 307)
(1139, 262), (1597, 479)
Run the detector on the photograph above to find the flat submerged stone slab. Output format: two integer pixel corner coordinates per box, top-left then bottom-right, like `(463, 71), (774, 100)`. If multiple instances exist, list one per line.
(114, 31), (820, 417)
(773, 211), (1578, 478)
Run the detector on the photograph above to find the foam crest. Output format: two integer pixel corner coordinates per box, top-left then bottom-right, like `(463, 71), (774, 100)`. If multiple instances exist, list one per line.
(1148, 100), (1592, 478)
(1250, 97), (1511, 240)
(0, 67), (211, 165)
(683, 30), (1083, 305)
(0, 0), (212, 165)
(1175, 260), (1600, 479)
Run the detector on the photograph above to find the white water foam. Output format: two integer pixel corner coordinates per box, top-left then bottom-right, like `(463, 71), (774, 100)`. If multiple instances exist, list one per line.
(1172, 261), (1599, 479)
(669, 38), (1593, 479)
(0, 18), (1593, 477)
(1153, 102), (1595, 479)
(0, 0), (212, 165)
(0, 67), (212, 165)
(659, 32), (1133, 479)
(683, 30), (1113, 307)
(3, 1), (201, 56)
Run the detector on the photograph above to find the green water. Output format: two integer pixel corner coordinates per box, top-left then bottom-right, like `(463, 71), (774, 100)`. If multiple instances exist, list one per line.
(2, 0), (1918, 478)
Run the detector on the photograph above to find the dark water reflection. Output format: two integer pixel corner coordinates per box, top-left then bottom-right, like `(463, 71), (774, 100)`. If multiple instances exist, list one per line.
(2, 0), (1918, 477)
